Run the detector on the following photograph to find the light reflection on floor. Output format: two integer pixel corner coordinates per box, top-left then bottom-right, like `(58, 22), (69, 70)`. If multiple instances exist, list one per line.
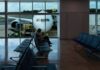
(0, 38), (59, 64)
(48, 38), (59, 63)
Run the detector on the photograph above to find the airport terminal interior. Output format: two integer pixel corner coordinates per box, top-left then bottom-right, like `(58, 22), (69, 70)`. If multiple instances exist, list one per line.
(0, 0), (100, 70)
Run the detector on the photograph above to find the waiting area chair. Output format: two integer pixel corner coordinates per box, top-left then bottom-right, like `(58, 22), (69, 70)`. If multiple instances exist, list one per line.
(0, 42), (57, 70)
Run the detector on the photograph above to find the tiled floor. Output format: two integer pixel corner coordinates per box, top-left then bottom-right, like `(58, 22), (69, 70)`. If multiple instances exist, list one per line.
(0, 38), (60, 65)
(60, 40), (100, 70)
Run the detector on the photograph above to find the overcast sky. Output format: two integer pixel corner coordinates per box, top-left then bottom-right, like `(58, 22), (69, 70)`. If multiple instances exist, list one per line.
(1, 1), (100, 12)
(0, 2), (59, 12)
(90, 1), (100, 9)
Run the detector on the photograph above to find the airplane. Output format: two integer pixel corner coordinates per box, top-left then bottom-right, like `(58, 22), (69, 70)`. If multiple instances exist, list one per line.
(0, 10), (56, 36)
(33, 10), (53, 32)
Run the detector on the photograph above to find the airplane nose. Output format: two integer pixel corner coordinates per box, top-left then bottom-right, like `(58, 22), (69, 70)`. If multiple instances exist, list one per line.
(33, 15), (53, 32)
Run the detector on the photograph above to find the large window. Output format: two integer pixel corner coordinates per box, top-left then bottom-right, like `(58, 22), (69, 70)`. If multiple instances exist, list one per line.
(0, 0), (60, 65)
(6, 1), (59, 38)
(0, 1), (60, 38)
(89, 0), (100, 35)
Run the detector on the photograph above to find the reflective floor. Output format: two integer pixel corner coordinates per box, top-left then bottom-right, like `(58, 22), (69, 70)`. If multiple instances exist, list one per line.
(0, 38), (60, 64)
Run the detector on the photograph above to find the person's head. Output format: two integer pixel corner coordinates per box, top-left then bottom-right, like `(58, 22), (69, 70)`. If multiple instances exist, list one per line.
(37, 28), (41, 33)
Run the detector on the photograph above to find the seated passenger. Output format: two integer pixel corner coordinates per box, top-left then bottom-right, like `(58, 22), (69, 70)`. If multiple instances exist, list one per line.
(36, 28), (52, 47)
(41, 32), (52, 46)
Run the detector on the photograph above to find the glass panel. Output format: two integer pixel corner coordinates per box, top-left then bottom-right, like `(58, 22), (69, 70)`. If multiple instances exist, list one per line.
(0, 2), (5, 12)
(7, 14), (20, 38)
(46, 14), (58, 37)
(8, 2), (20, 12)
(97, 14), (100, 35)
(20, 14), (33, 37)
(7, 14), (33, 38)
(20, 2), (32, 13)
(20, 2), (33, 37)
(98, 1), (100, 9)
(33, 2), (45, 13)
(46, 2), (59, 13)
(20, 14), (33, 19)
(8, 38), (21, 63)
(89, 1), (96, 9)
(8, 38), (30, 64)
(57, 15), (60, 37)
(89, 14), (96, 34)
(0, 39), (5, 64)
(48, 38), (59, 64)
(89, 14), (96, 25)
(0, 15), (5, 37)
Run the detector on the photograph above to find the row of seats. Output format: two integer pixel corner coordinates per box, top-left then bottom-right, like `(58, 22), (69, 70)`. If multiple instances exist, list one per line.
(14, 38), (33, 53)
(1, 38), (33, 70)
(9, 38), (33, 62)
(1, 36), (57, 70)
(74, 33), (100, 52)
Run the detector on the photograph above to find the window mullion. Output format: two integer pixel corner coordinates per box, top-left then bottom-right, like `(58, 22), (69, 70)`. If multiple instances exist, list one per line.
(5, 0), (8, 64)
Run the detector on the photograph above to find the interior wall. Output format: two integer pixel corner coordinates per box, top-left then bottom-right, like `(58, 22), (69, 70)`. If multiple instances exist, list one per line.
(60, 0), (89, 39)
